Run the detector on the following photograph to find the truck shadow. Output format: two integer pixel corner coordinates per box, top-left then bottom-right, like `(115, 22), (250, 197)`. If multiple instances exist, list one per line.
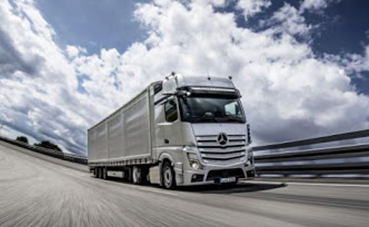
(178, 182), (287, 194)
(103, 177), (287, 194)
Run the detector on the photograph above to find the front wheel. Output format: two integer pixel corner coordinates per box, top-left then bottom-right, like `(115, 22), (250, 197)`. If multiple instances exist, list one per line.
(162, 162), (176, 189)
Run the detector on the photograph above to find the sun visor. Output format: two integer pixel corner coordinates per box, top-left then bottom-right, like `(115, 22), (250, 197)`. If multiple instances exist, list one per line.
(162, 73), (236, 95)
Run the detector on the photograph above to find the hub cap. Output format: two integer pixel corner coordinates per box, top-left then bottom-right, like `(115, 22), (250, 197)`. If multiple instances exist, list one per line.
(164, 167), (172, 188)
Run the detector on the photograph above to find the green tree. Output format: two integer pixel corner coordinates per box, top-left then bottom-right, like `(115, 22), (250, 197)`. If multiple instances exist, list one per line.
(16, 136), (29, 144)
(34, 140), (62, 152)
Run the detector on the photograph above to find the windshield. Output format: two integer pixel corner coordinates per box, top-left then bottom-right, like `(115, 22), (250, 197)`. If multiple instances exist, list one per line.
(179, 96), (246, 123)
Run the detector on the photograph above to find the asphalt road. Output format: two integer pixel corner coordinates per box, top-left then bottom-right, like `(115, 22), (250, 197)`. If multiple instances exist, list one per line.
(1, 141), (369, 227)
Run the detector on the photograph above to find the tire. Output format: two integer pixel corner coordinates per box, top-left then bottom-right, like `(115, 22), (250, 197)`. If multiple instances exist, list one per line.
(141, 168), (149, 184)
(162, 162), (176, 189)
(93, 168), (98, 178)
(102, 167), (107, 180)
(96, 168), (100, 179)
(132, 166), (142, 184)
(98, 167), (103, 179)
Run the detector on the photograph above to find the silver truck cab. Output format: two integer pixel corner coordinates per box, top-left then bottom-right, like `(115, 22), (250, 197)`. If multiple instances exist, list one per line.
(151, 73), (255, 187)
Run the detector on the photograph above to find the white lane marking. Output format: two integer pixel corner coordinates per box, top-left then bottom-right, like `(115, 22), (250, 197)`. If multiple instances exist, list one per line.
(250, 180), (369, 188)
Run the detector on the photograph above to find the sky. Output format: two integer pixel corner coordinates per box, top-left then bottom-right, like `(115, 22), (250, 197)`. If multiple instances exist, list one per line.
(0, 0), (369, 155)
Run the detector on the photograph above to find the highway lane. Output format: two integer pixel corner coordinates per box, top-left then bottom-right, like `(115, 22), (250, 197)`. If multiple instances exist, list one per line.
(0, 141), (369, 227)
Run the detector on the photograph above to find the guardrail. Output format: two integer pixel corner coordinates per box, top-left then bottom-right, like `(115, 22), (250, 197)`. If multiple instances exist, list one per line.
(0, 136), (87, 165)
(252, 129), (369, 178)
(2, 128), (369, 178)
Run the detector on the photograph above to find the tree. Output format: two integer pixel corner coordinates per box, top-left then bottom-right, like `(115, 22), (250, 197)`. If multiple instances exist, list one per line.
(16, 136), (29, 144)
(34, 140), (62, 152)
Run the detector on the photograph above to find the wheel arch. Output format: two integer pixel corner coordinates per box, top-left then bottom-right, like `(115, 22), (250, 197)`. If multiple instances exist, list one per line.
(159, 152), (174, 166)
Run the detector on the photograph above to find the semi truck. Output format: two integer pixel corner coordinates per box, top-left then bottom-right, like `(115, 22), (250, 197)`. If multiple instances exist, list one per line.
(88, 73), (255, 189)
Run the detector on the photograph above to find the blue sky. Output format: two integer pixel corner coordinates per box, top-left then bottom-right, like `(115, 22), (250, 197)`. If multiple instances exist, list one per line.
(36, 0), (149, 54)
(0, 0), (369, 154)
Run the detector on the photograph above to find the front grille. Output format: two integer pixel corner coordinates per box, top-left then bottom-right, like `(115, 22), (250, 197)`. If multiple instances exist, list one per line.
(196, 134), (246, 165)
(206, 168), (245, 181)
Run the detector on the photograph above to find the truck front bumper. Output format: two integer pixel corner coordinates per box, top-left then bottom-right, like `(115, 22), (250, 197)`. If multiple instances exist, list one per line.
(177, 163), (256, 186)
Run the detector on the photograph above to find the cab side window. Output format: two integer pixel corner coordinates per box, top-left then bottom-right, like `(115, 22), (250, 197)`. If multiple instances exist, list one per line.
(165, 100), (178, 122)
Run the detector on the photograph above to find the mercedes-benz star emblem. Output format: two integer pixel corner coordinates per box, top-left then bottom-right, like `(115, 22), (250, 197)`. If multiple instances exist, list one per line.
(217, 133), (228, 145)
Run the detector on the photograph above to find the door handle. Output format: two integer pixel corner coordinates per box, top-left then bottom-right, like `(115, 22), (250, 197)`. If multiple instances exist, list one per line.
(164, 139), (169, 144)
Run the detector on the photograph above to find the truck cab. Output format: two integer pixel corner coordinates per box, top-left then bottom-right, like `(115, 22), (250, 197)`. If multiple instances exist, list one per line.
(151, 73), (255, 188)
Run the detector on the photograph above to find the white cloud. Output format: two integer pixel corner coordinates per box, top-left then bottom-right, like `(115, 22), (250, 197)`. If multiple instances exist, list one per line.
(344, 44), (369, 74)
(301, 0), (328, 12)
(268, 3), (312, 37)
(0, 0), (97, 153)
(0, 0), (368, 154)
(66, 45), (86, 58)
(323, 43), (369, 79)
(237, 0), (271, 20)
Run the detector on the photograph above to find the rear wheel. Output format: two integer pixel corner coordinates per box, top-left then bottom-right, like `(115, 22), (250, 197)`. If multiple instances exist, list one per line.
(98, 167), (103, 179)
(102, 167), (107, 180)
(162, 162), (176, 189)
(96, 168), (100, 178)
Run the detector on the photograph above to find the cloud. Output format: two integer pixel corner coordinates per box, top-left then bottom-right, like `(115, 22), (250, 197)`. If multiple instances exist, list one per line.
(66, 45), (87, 58)
(0, 0), (95, 154)
(300, 0), (328, 12)
(343, 44), (369, 74)
(0, 0), (369, 154)
(84, 0), (369, 143)
(268, 3), (312, 37)
(236, 0), (271, 20)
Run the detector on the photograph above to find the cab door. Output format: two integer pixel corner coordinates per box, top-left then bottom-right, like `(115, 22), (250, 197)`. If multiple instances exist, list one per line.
(162, 97), (182, 146)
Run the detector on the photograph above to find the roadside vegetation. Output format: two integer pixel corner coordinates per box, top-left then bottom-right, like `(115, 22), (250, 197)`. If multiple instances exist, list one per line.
(16, 136), (62, 153)
(16, 136), (29, 144)
(34, 141), (62, 152)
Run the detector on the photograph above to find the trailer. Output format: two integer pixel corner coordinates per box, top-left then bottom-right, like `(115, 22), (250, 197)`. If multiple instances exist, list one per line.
(88, 73), (255, 189)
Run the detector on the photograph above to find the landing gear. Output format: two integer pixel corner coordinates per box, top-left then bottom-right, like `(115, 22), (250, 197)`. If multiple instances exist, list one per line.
(132, 166), (142, 184)
(132, 166), (149, 185)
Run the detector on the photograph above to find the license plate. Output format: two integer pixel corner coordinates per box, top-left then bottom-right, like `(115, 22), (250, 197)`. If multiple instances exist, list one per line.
(219, 177), (236, 183)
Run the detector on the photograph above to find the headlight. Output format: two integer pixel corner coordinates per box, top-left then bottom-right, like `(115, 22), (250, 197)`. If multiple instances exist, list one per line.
(191, 162), (200, 169)
(187, 153), (202, 170)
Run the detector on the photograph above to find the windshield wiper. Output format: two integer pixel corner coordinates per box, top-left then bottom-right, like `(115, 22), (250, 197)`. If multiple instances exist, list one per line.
(186, 116), (243, 123)
(222, 116), (244, 123)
